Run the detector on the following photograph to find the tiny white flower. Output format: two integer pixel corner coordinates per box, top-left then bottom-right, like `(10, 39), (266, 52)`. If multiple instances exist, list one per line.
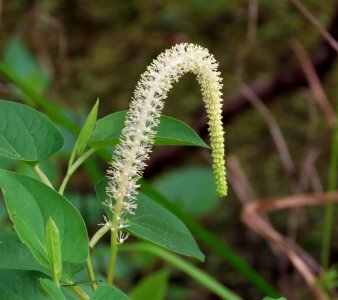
(117, 231), (129, 244)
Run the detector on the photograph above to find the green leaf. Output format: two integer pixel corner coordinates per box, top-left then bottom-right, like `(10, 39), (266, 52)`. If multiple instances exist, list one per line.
(96, 179), (204, 261)
(90, 284), (130, 300)
(0, 170), (89, 269)
(0, 269), (49, 300)
(69, 100), (99, 165)
(0, 231), (85, 280)
(129, 269), (169, 300)
(317, 266), (338, 292)
(154, 115), (208, 147)
(0, 100), (64, 162)
(46, 217), (62, 286)
(0, 231), (48, 273)
(40, 278), (67, 300)
(3, 38), (50, 95)
(154, 166), (221, 217)
(89, 111), (208, 149)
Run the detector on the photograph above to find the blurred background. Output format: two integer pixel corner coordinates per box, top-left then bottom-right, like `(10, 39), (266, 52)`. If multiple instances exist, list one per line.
(1, 0), (338, 299)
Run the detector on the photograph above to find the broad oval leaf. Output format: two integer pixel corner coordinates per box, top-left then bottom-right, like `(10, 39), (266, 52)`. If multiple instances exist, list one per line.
(0, 170), (89, 268)
(0, 231), (85, 281)
(0, 100), (63, 162)
(88, 111), (208, 149)
(0, 231), (48, 273)
(154, 166), (221, 217)
(91, 284), (130, 300)
(96, 179), (204, 261)
(0, 270), (49, 300)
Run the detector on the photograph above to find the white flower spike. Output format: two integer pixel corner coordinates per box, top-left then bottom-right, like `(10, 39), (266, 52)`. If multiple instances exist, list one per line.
(106, 43), (227, 240)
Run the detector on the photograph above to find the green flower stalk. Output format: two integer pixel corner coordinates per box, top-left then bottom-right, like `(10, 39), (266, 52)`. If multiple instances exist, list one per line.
(106, 43), (227, 242)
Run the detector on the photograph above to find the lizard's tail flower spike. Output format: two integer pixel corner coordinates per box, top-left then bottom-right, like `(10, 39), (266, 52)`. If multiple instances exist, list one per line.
(106, 43), (227, 236)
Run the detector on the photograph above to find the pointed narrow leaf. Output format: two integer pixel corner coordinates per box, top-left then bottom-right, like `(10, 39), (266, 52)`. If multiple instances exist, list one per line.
(129, 269), (169, 300)
(45, 217), (62, 286)
(69, 99), (99, 165)
(96, 179), (204, 261)
(0, 99), (64, 162)
(0, 170), (89, 268)
(91, 284), (130, 300)
(89, 111), (208, 149)
(40, 278), (67, 300)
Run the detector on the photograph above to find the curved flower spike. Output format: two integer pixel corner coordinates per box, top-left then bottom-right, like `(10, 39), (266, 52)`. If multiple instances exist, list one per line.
(106, 43), (227, 235)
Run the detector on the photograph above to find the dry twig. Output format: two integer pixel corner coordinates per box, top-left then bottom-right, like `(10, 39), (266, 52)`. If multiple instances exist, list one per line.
(290, 0), (338, 53)
(289, 38), (336, 127)
(239, 84), (296, 176)
(242, 192), (338, 299)
(234, 0), (258, 85)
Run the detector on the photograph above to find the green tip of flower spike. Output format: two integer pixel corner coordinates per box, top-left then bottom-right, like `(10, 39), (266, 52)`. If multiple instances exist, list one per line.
(213, 162), (227, 197)
(216, 177), (227, 197)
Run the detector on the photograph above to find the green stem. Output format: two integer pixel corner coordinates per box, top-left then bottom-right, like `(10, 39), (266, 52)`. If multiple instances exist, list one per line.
(321, 122), (338, 269)
(85, 224), (111, 292)
(33, 165), (54, 189)
(59, 148), (96, 195)
(67, 285), (89, 300)
(87, 225), (110, 290)
(86, 256), (98, 291)
(90, 224), (110, 249)
(107, 229), (118, 285)
(107, 197), (124, 285)
(120, 242), (242, 300)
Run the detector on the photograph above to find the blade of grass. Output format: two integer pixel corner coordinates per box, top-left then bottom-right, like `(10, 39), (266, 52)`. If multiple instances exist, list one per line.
(0, 62), (79, 134)
(140, 180), (279, 297)
(321, 120), (338, 269)
(120, 242), (242, 300)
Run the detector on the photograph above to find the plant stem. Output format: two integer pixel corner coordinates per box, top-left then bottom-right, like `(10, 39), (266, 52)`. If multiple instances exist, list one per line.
(90, 224), (110, 249)
(107, 230), (118, 285)
(86, 224), (111, 291)
(107, 199), (123, 284)
(321, 122), (338, 269)
(59, 148), (96, 195)
(86, 256), (98, 291)
(120, 242), (242, 300)
(68, 285), (90, 300)
(33, 165), (54, 189)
